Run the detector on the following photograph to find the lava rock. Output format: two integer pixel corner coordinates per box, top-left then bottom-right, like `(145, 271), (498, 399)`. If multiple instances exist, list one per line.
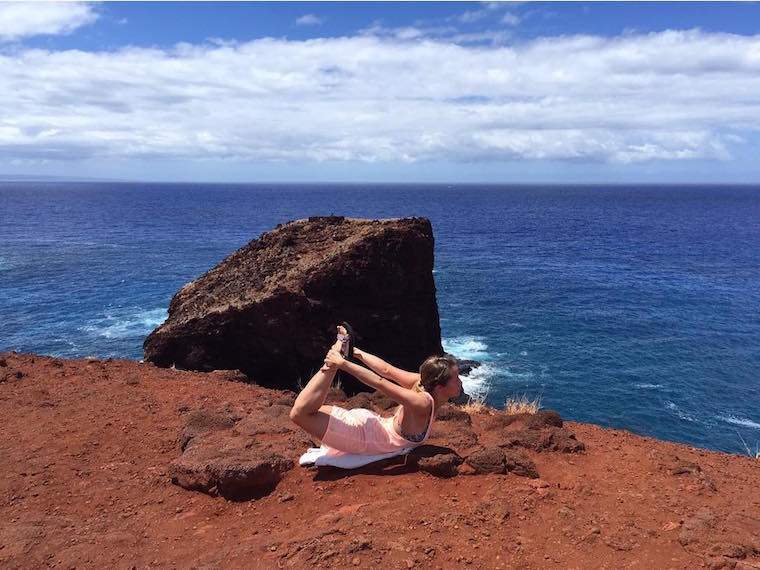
(169, 432), (293, 500)
(416, 453), (463, 478)
(500, 427), (585, 454)
(178, 407), (242, 451)
(487, 410), (564, 431)
(144, 217), (443, 394)
(466, 447), (507, 474)
(504, 450), (539, 478)
(435, 403), (472, 425)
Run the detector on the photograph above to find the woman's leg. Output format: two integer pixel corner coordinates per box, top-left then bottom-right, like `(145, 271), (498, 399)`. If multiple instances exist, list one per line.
(290, 339), (341, 440)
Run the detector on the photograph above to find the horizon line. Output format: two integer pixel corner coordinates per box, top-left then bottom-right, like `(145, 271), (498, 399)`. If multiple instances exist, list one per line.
(2, 177), (760, 187)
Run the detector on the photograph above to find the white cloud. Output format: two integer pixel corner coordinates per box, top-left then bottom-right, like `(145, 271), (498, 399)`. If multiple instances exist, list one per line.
(1, 29), (759, 167)
(0, 2), (97, 41)
(458, 10), (489, 24)
(501, 13), (521, 26)
(295, 14), (323, 27)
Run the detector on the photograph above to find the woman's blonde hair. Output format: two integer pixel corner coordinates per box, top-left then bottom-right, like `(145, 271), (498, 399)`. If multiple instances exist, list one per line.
(412, 354), (458, 393)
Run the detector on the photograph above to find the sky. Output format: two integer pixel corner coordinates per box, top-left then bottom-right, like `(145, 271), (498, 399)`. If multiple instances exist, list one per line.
(1, 1), (760, 183)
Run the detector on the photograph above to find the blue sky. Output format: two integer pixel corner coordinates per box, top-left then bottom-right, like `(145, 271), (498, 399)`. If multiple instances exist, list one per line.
(1, 2), (760, 183)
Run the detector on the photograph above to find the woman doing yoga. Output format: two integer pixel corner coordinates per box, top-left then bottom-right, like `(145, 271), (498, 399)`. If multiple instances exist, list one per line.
(290, 325), (463, 454)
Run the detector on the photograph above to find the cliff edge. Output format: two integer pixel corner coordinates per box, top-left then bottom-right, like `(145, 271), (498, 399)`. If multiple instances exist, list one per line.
(2, 352), (759, 569)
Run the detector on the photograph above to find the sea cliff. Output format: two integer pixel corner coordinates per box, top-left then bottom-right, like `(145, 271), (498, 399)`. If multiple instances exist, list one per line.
(1, 352), (758, 569)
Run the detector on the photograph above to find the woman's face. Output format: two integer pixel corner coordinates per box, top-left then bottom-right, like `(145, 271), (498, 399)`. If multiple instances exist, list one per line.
(440, 365), (463, 398)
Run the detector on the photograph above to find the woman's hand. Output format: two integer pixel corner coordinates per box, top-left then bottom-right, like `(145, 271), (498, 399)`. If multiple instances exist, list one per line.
(353, 347), (364, 360)
(324, 348), (346, 370)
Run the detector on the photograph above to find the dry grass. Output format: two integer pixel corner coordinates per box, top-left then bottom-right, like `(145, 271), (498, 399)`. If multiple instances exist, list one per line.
(735, 430), (759, 460)
(462, 400), (492, 415)
(504, 394), (542, 415)
(461, 388), (494, 415)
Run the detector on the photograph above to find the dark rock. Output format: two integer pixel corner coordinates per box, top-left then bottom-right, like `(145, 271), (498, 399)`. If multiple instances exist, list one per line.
(445, 354), (480, 376)
(486, 410), (563, 431)
(428, 424), (480, 454)
(465, 447), (538, 479)
(143, 217), (443, 395)
(466, 447), (506, 474)
(206, 369), (250, 383)
(707, 558), (737, 570)
(169, 432), (293, 500)
(345, 393), (376, 411)
(527, 410), (564, 429)
(0, 357), (6, 367)
(272, 392), (296, 406)
(666, 457), (717, 492)
(449, 389), (473, 406)
(712, 544), (750, 560)
(233, 414), (293, 437)
(179, 407), (242, 451)
(668, 459), (702, 476)
(678, 507), (716, 546)
(500, 427), (585, 453)
(435, 404), (472, 425)
(503, 450), (539, 478)
(346, 539), (372, 553)
(368, 390), (397, 411)
(416, 453), (462, 478)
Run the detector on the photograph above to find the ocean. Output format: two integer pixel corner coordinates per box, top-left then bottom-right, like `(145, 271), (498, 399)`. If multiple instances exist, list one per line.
(1, 182), (759, 454)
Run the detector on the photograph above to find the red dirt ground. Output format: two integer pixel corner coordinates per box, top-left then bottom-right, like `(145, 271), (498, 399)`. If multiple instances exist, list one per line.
(1, 352), (759, 569)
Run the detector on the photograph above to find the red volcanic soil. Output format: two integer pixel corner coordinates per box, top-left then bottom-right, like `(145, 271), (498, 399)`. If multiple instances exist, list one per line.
(1, 352), (759, 569)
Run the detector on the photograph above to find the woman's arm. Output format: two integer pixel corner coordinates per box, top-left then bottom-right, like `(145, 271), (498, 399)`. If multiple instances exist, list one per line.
(354, 348), (421, 390)
(325, 349), (427, 410)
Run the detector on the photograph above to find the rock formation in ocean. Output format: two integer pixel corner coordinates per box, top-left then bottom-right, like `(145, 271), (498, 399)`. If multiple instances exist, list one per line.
(143, 216), (443, 394)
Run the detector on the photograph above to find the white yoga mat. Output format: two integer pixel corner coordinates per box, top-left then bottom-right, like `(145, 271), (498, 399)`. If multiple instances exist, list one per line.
(299, 445), (415, 469)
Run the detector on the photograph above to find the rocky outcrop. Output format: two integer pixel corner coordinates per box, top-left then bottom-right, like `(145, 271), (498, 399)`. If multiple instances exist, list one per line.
(465, 447), (539, 478)
(169, 433), (294, 500)
(143, 216), (443, 394)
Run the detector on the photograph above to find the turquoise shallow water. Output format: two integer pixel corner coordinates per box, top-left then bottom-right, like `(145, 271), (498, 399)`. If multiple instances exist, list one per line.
(1, 182), (759, 454)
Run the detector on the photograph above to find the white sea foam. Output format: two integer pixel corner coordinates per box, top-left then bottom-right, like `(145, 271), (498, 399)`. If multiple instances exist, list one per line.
(718, 415), (760, 430)
(443, 335), (495, 397)
(79, 307), (167, 339)
(502, 368), (536, 380)
(664, 400), (697, 423)
(460, 362), (496, 399)
(442, 335), (489, 360)
(635, 383), (663, 389)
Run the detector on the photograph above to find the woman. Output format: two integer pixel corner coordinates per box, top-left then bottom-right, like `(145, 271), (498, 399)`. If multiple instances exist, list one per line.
(290, 326), (463, 454)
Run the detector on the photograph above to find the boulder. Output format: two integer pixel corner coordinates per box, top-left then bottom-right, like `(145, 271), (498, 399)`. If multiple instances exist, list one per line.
(500, 426), (585, 453)
(449, 388), (474, 405)
(169, 432), (294, 500)
(428, 424), (480, 455)
(178, 407), (242, 451)
(486, 410), (563, 431)
(452, 357), (481, 376)
(464, 447), (539, 478)
(144, 216), (443, 394)
(504, 450), (539, 478)
(416, 453), (463, 478)
(435, 403), (472, 425)
(466, 447), (507, 474)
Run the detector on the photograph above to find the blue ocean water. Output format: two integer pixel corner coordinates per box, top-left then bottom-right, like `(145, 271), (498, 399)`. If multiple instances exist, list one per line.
(1, 182), (759, 454)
